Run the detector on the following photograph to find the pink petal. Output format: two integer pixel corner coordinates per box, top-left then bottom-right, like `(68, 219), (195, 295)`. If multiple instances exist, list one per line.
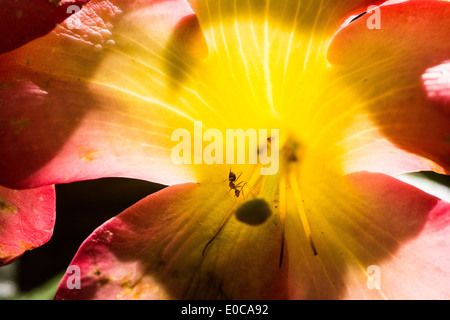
(0, 185), (55, 265)
(343, 192), (450, 299)
(55, 183), (289, 299)
(285, 171), (450, 299)
(327, 0), (450, 175)
(0, 0), (204, 189)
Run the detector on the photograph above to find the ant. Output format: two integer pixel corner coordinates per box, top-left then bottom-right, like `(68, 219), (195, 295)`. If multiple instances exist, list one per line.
(228, 169), (247, 198)
(202, 169), (248, 257)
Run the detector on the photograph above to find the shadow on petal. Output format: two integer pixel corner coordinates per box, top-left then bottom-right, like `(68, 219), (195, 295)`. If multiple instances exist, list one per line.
(164, 14), (208, 91)
(55, 183), (290, 299)
(0, 2), (119, 188)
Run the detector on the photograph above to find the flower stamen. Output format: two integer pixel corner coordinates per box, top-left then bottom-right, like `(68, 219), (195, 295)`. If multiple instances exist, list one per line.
(289, 170), (318, 256)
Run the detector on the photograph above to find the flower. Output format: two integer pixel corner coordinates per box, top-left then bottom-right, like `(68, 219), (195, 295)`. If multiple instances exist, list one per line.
(1, 0), (450, 299)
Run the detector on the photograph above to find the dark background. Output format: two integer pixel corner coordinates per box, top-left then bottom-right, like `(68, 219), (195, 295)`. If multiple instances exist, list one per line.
(16, 178), (165, 292)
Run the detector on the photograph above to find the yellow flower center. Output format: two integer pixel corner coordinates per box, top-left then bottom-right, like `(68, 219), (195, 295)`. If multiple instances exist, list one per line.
(181, 13), (355, 267)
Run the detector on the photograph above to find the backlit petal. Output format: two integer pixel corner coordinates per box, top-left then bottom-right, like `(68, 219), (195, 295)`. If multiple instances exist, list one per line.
(54, 171), (450, 299)
(188, 0), (382, 43)
(285, 171), (450, 299)
(55, 183), (288, 299)
(0, 0), (206, 188)
(328, 0), (450, 175)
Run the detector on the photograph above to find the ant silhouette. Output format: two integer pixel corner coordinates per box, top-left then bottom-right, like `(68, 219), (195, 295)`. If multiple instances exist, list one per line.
(227, 169), (247, 198)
